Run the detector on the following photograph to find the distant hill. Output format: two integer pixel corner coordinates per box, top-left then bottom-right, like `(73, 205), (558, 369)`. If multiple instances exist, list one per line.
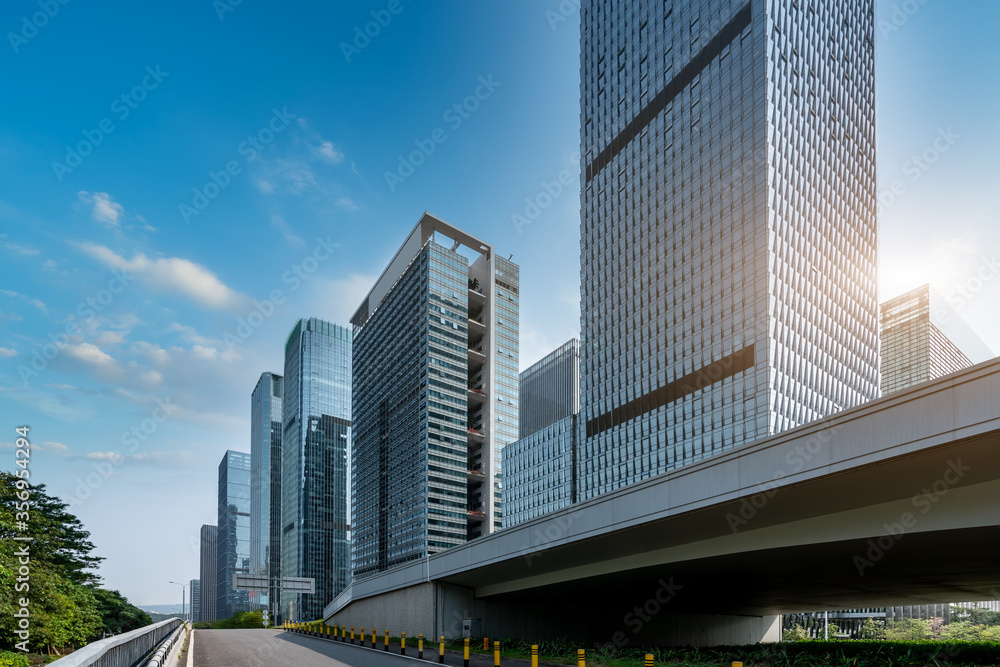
(147, 612), (183, 624)
(140, 604), (184, 614)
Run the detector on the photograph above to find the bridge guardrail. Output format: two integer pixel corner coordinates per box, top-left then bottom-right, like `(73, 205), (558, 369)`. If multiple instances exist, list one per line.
(48, 617), (183, 667)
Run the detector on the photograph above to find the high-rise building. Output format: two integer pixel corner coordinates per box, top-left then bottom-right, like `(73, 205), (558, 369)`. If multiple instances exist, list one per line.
(217, 450), (251, 620)
(351, 213), (519, 580)
(198, 525), (217, 622)
(502, 340), (581, 528)
(281, 318), (352, 621)
(880, 284), (993, 395)
(250, 372), (283, 616)
(576, 0), (879, 500)
(189, 579), (201, 623)
(518, 339), (581, 438)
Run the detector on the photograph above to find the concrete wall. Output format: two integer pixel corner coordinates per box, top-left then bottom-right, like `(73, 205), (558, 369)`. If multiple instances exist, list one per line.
(330, 581), (781, 647)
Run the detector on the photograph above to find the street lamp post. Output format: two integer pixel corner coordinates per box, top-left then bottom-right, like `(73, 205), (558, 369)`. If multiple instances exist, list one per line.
(168, 581), (188, 622)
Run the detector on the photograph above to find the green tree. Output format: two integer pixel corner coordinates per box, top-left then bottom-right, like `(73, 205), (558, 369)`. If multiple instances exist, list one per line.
(858, 617), (885, 640)
(885, 617), (932, 641)
(90, 589), (152, 638)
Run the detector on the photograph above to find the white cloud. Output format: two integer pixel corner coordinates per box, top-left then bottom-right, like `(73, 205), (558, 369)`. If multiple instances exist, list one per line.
(336, 196), (358, 211)
(86, 451), (124, 462)
(1, 289), (47, 313)
(2, 241), (39, 256)
(77, 243), (247, 310)
(314, 140), (345, 164)
(78, 191), (125, 229)
(270, 211), (305, 247)
(0, 347), (16, 357)
(65, 342), (116, 366)
(38, 441), (70, 454)
(61, 342), (163, 390)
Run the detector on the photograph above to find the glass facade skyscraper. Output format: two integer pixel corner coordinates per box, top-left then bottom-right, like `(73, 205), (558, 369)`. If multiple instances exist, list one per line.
(250, 372), (282, 616)
(577, 0), (880, 500)
(880, 284), (992, 395)
(503, 339), (582, 528)
(190, 579), (201, 623)
(351, 213), (518, 580)
(198, 524), (217, 622)
(217, 451), (251, 619)
(518, 339), (581, 438)
(281, 318), (351, 621)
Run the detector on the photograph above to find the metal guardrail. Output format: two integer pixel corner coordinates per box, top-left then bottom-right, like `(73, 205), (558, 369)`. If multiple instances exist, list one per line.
(48, 618), (183, 667)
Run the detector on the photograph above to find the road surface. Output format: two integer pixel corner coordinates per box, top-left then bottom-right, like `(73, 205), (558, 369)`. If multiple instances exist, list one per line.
(192, 629), (515, 667)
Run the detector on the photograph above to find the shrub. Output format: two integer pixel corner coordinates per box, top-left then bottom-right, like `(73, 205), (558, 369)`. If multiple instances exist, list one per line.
(0, 651), (30, 667)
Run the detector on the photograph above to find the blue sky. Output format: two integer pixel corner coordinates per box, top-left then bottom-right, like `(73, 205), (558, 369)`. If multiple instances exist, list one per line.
(0, 0), (998, 607)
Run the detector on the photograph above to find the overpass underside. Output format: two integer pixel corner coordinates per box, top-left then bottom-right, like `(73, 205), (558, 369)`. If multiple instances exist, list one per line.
(328, 362), (1000, 646)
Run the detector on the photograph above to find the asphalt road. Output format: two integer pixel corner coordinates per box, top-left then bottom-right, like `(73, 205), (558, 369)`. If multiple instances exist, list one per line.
(192, 629), (514, 667)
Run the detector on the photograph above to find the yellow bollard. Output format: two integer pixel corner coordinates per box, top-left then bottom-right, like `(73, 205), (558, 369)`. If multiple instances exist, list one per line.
(464, 637), (470, 667)
(439, 635), (446, 664)
(385, 629), (389, 651)
(419, 634), (424, 659)
(577, 649), (585, 667)
(531, 645), (539, 667)
(371, 628), (376, 648)
(732, 663), (743, 667)
(361, 627), (365, 645)
(493, 640), (500, 667)
(645, 655), (654, 667)
(351, 626), (355, 644)
(484, 637), (489, 651)
(401, 631), (407, 655)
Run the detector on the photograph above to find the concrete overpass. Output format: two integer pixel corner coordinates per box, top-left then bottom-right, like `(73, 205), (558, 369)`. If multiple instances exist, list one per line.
(326, 358), (1000, 646)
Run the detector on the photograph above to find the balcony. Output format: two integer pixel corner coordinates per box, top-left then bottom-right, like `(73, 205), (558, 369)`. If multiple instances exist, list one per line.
(466, 469), (486, 481)
(467, 426), (485, 442)
(468, 317), (486, 333)
(467, 387), (486, 404)
(468, 346), (486, 366)
(466, 510), (486, 522)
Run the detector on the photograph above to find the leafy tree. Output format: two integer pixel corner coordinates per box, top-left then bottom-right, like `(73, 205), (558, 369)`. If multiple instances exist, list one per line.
(90, 589), (152, 638)
(885, 617), (932, 641)
(858, 617), (885, 640)
(952, 604), (1000, 626)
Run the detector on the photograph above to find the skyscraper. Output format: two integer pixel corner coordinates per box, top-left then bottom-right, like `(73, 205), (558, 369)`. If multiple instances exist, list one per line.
(190, 579), (201, 623)
(281, 318), (352, 621)
(351, 213), (519, 580)
(250, 372), (283, 617)
(198, 524), (217, 622)
(217, 450), (251, 620)
(518, 339), (581, 438)
(502, 339), (580, 528)
(880, 284), (993, 394)
(577, 0), (879, 500)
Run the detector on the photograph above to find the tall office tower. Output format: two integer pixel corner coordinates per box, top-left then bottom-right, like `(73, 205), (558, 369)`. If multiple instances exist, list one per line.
(503, 339), (581, 528)
(518, 339), (581, 438)
(281, 318), (352, 621)
(217, 450), (252, 620)
(189, 579), (201, 623)
(250, 372), (283, 616)
(351, 213), (519, 580)
(198, 525), (217, 622)
(577, 0), (879, 500)
(880, 284), (993, 395)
